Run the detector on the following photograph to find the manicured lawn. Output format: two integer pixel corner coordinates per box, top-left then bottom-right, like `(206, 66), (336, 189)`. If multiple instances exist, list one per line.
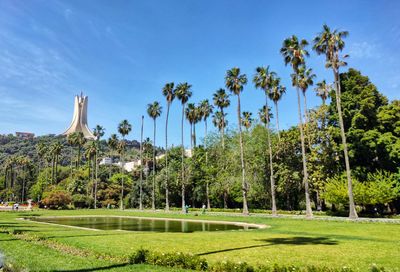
(0, 209), (399, 271)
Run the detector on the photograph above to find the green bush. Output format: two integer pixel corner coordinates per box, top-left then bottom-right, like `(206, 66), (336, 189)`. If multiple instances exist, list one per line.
(41, 190), (72, 209)
(211, 261), (254, 272)
(72, 194), (93, 209)
(129, 248), (149, 264)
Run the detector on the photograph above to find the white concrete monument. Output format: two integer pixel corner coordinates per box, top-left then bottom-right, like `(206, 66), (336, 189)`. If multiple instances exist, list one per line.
(63, 93), (95, 140)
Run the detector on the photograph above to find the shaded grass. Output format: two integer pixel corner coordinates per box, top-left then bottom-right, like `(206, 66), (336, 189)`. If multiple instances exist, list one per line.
(1, 209), (399, 271)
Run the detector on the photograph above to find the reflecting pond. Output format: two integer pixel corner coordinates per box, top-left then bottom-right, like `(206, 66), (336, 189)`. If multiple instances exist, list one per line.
(29, 216), (259, 232)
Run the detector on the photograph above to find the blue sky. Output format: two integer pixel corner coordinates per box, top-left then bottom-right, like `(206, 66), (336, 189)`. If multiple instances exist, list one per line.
(0, 0), (399, 147)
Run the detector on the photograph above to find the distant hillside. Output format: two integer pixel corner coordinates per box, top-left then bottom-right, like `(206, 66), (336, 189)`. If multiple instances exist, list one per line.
(0, 134), (144, 167)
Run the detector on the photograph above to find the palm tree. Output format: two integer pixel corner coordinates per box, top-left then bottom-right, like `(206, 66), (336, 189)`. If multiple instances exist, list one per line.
(139, 115), (144, 210)
(68, 132), (86, 168)
(212, 111), (228, 134)
(268, 77), (286, 140)
(315, 80), (331, 106)
(241, 111), (253, 131)
(147, 101), (162, 210)
(253, 66), (277, 216)
(258, 106), (273, 127)
(50, 142), (63, 184)
(213, 89), (230, 149)
(85, 141), (97, 198)
(225, 67), (249, 215)
(280, 35), (313, 218)
(175, 82), (192, 212)
(199, 99), (213, 209)
(296, 66), (316, 123)
(185, 103), (197, 150)
(313, 24), (357, 219)
(93, 125), (105, 209)
(162, 82), (175, 210)
(117, 120), (132, 210)
(107, 134), (119, 179)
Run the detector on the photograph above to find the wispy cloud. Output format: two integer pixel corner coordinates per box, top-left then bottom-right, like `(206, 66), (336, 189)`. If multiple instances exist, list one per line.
(348, 41), (381, 59)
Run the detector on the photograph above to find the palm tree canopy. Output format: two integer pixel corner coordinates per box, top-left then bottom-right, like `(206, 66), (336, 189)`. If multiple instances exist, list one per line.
(147, 101), (163, 120)
(93, 125), (105, 141)
(175, 82), (192, 104)
(212, 111), (228, 132)
(253, 66), (276, 93)
(116, 140), (126, 155)
(258, 105), (273, 125)
(162, 82), (175, 103)
(297, 66), (316, 93)
(225, 67), (247, 95)
(199, 99), (213, 121)
(85, 141), (97, 159)
(107, 134), (119, 150)
(313, 24), (349, 69)
(241, 111), (253, 129)
(268, 77), (286, 103)
(185, 103), (197, 124)
(118, 120), (132, 138)
(213, 88), (230, 110)
(280, 35), (309, 72)
(315, 80), (331, 102)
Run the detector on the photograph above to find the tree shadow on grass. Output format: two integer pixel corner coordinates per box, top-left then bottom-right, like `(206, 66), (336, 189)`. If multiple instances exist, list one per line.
(197, 236), (337, 256)
(55, 263), (130, 272)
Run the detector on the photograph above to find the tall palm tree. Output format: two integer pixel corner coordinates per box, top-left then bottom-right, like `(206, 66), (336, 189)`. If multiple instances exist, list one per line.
(225, 67), (249, 215)
(117, 120), (132, 210)
(313, 24), (357, 219)
(175, 82), (192, 212)
(315, 80), (331, 106)
(50, 142), (63, 184)
(85, 141), (97, 198)
(199, 99), (213, 209)
(185, 103), (197, 150)
(268, 77), (286, 140)
(296, 66), (316, 123)
(107, 134), (119, 179)
(139, 115), (144, 210)
(212, 111), (228, 134)
(258, 106), (273, 127)
(147, 101), (162, 210)
(241, 111), (253, 131)
(280, 35), (313, 218)
(93, 125), (105, 209)
(253, 66), (277, 216)
(162, 82), (175, 211)
(213, 89), (230, 149)
(68, 132), (86, 169)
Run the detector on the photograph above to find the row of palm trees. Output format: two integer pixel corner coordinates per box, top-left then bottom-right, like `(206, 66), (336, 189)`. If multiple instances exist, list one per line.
(131, 24), (357, 218)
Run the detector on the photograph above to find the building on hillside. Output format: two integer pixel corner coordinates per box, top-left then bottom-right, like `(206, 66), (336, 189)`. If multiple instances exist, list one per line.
(99, 157), (113, 165)
(15, 132), (35, 140)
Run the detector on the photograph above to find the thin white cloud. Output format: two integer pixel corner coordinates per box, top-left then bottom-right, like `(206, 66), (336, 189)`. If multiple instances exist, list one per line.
(348, 41), (381, 59)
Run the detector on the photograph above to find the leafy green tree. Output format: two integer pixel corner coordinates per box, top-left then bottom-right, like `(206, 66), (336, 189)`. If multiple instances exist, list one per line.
(280, 35), (313, 218)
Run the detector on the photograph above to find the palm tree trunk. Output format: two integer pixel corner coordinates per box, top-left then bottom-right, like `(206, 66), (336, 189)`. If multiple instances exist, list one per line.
(181, 104), (186, 212)
(237, 94), (249, 215)
(193, 123), (196, 147)
(274, 101), (280, 141)
(221, 109), (225, 149)
(334, 69), (358, 219)
(205, 119), (211, 210)
(296, 84), (313, 218)
(120, 139), (125, 210)
(265, 97), (277, 216)
(303, 92), (312, 148)
(152, 118), (156, 210)
(165, 104), (170, 211)
(139, 115), (144, 210)
(94, 148), (98, 209)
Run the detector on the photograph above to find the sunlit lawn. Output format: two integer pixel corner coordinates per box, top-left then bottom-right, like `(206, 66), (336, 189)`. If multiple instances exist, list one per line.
(0, 209), (399, 271)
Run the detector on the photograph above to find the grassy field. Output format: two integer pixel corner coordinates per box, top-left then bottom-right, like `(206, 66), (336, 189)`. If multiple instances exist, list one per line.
(0, 209), (399, 271)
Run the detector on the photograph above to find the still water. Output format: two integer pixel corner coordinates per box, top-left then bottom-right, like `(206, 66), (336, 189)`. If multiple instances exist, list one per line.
(30, 216), (258, 232)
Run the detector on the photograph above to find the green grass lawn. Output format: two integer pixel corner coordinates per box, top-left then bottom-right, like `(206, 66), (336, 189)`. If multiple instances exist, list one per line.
(0, 209), (399, 271)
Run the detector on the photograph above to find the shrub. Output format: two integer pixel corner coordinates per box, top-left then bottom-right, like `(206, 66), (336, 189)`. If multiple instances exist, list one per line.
(72, 194), (93, 209)
(129, 248), (149, 264)
(211, 261), (254, 272)
(41, 190), (72, 209)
